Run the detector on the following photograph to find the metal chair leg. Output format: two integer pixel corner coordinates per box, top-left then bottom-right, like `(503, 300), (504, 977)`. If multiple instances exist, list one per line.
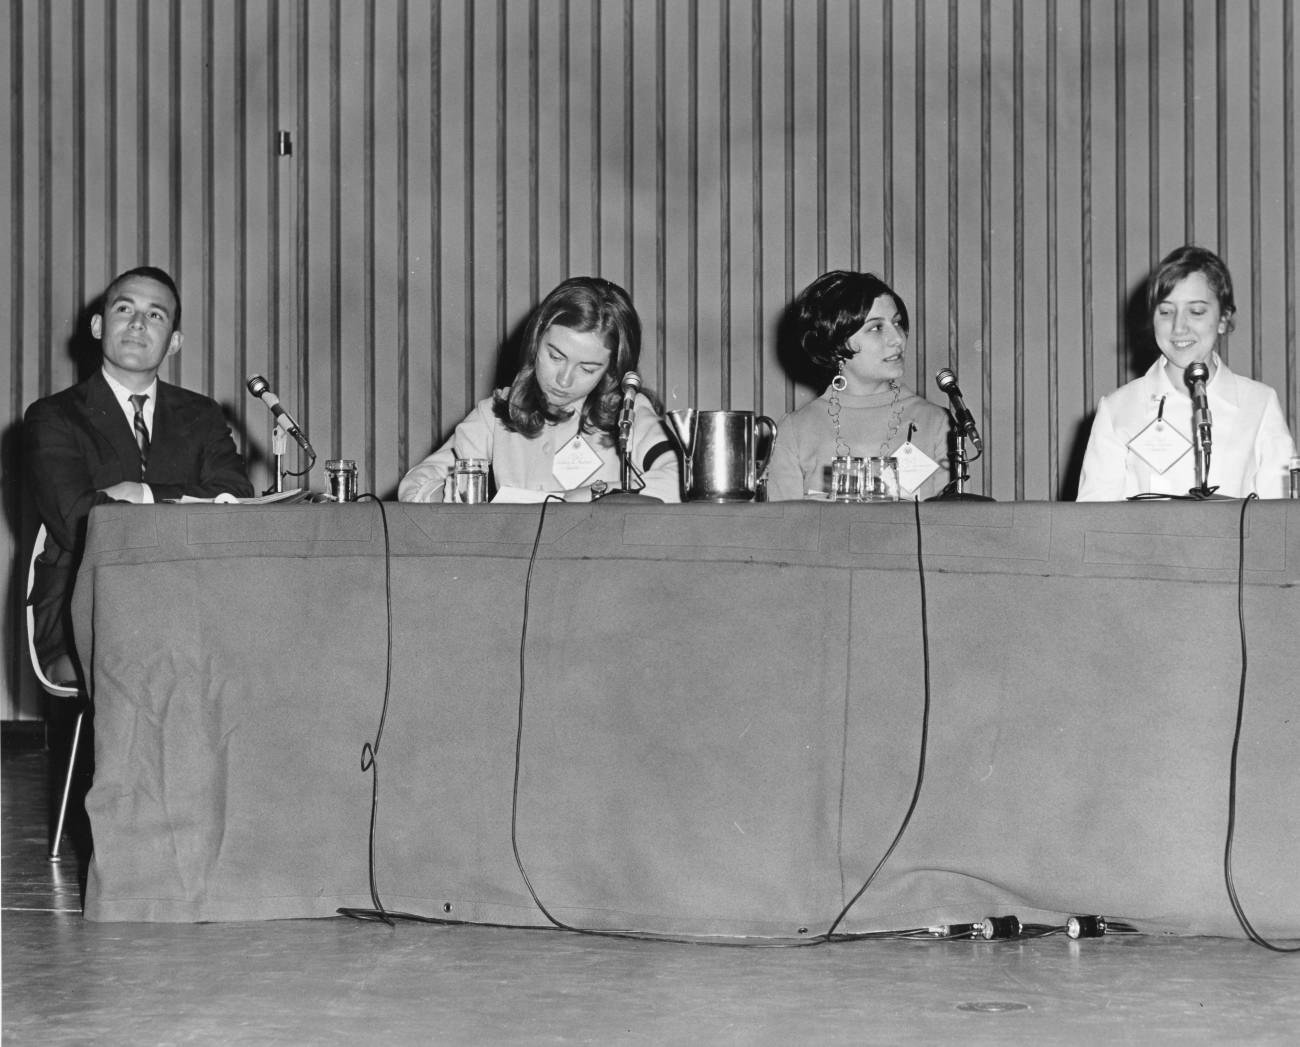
(48, 710), (84, 862)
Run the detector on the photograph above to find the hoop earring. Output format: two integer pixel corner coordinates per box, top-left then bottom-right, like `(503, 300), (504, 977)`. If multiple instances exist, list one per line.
(831, 359), (847, 392)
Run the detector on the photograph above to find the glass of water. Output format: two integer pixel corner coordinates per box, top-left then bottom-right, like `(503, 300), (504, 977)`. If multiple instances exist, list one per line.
(830, 456), (866, 502)
(323, 459), (358, 502)
(865, 456), (900, 501)
(449, 459), (489, 504)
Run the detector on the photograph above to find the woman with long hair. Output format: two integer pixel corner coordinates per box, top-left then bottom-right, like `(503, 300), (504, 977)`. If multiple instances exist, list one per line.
(400, 276), (679, 503)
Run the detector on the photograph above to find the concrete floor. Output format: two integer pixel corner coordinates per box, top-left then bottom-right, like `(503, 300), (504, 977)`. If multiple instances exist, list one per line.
(4, 735), (1299, 1046)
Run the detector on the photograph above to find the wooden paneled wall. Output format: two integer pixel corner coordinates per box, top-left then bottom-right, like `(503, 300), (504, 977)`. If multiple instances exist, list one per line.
(3, 0), (1297, 718)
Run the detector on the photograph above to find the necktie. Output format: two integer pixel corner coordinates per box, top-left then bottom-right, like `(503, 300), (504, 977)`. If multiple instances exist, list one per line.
(129, 393), (150, 472)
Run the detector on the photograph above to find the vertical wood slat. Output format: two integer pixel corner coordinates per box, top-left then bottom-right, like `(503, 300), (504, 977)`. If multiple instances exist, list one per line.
(654, 0), (666, 390)
(1146, 2), (1160, 271)
(719, 0), (732, 409)
(881, 0), (894, 281)
(1249, 0), (1261, 380)
(1044, 0), (1057, 501)
(1110, 0), (1125, 413)
(462, 1), (475, 409)
(2, 3), (26, 715)
(1186, 0), (1197, 244)
(1079, 0), (1093, 504)
(816, 0), (827, 275)
(4, 0), (1300, 718)
(992, 0), (1008, 498)
(1287, 0), (1297, 428)
(751, 0), (765, 416)
(912, 0), (926, 389)
(687, 0), (700, 405)
(782, 0), (794, 415)
(395, 0), (410, 477)
(588, 0), (599, 277)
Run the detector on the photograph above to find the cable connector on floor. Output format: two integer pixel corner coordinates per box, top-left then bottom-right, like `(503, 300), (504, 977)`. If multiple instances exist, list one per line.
(927, 922), (981, 939)
(1066, 915), (1107, 939)
(977, 915), (1022, 940)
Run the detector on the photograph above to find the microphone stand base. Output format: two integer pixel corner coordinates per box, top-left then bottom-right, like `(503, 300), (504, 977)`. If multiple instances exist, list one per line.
(926, 492), (996, 502)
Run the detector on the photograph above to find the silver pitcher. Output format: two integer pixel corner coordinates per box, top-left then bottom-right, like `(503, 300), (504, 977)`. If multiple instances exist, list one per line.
(666, 409), (778, 502)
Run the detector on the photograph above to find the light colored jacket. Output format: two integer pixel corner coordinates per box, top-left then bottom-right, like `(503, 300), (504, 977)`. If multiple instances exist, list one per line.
(1078, 355), (1295, 500)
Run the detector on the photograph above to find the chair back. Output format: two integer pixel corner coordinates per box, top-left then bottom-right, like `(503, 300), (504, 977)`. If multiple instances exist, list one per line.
(26, 523), (81, 699)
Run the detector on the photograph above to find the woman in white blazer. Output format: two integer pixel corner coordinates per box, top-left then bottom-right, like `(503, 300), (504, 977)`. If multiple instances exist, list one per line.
(1078, 245), (1295, 500)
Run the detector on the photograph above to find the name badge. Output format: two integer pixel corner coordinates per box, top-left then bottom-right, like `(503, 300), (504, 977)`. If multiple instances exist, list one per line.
(893, 441), (939, 496)
(1127, 397), (1191, 475)
(552, 434), (603, 489)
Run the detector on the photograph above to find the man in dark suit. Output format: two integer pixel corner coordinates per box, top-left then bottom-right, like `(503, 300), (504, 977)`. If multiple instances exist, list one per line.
(24, 266), (253, 683)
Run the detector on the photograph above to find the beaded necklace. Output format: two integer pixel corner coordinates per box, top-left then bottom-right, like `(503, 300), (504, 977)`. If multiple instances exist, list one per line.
(827, 364), (905, 459)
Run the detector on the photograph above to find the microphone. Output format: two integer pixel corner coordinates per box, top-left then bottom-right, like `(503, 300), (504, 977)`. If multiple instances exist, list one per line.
(618, 371), (641, 455)
(935, 368), (983, 453)
(1184, 360), (1212, 453)
(246, 374), (316, 458)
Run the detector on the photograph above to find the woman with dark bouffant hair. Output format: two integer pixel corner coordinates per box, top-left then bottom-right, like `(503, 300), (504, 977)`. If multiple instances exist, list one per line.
(1078, 245), (1295, 499)
(767, 270), (953, 500)
(400, 276), (680, 503)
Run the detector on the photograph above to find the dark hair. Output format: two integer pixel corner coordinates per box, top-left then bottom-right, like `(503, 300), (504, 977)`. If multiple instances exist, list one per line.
(494, 276), (641, 438)
(102, 266), (183, 334)
(1147, 245), (1236, 334)
(790, 270), (909, 370)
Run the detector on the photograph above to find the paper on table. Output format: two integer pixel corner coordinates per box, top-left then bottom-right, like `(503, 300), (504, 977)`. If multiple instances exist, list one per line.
(173, 489), (308, 505)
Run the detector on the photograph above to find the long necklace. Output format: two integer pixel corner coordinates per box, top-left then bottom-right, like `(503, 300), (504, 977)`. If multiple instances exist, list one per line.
(828, 376), (904, 459)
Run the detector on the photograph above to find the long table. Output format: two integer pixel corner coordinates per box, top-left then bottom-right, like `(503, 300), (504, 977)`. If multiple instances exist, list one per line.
(72, 499), (1300, 936)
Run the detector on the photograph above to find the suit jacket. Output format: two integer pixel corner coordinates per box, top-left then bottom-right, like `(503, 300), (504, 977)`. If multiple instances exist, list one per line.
(23, 370), (253, 668)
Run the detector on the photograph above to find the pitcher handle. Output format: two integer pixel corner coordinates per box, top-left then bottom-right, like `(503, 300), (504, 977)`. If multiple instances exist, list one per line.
(754, 416), (778, 482)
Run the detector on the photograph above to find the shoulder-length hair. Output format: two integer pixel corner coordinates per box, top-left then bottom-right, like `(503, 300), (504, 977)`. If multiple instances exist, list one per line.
(790, 270), (909, 371)
(494, 276), (642, 438)
(1147, 245), (1237, 334)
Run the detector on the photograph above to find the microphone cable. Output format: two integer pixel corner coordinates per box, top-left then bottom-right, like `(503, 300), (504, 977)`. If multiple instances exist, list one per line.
(282, 453), (316, 480)
(505, 496), (827, 948)
(1222, 493), (1300, 953)
(507, 495), (577, 932)
(822, 494), (932, 942)
(331, 493), (890, 942)
(337, 493), (397, 926)
(333, 496), (1138, 949)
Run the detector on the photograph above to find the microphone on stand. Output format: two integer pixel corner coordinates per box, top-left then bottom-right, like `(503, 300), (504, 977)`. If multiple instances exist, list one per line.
(246, 374), (316, 458)
(618, 371), (641, 456)
(596, 370), (663, 503)
(1184, 360), (1212, 455)
(935, 368), (983, 454)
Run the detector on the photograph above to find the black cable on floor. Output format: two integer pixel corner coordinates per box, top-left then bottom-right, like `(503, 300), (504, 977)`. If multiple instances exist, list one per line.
(340, 497), (1141, 950)
(337, 494), (396, 926)
(504, 498), (824, 949)
(1223, 494), (1299, 953)
(821, 494), (932, 942)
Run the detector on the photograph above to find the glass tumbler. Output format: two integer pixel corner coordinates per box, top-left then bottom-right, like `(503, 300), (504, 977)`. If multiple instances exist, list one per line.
(324, 459), (358, 502)
(865, 456), (900, 501)
(830, 456), (867, 502)
(449, 459), (489, 504)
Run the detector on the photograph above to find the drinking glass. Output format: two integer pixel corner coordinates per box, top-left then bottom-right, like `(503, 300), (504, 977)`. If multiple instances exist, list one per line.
(323, 459), (358, 502)
(449, 459), (489, 504)
(865, 456), (900, 501)
(830, 456), (866, 502)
